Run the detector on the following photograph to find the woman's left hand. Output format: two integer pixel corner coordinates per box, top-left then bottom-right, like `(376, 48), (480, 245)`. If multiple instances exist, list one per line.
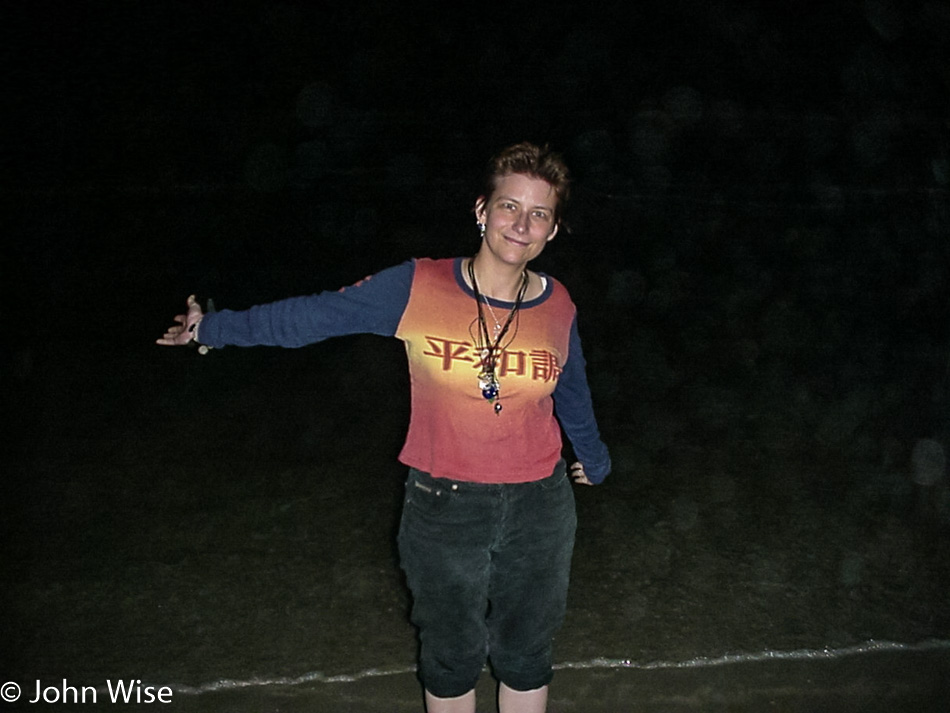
(569, 461), (592, 485)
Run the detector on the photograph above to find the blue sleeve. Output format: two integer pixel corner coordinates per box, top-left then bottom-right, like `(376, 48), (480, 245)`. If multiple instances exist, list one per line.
(197, 260), (414, 348)
(553, 316), (612, 484)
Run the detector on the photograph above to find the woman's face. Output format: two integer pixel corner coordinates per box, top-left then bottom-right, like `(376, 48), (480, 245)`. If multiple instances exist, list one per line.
(475, 172), (559, 269)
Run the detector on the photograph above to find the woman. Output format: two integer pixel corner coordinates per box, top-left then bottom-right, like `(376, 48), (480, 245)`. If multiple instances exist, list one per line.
(158, 142), (610, 713)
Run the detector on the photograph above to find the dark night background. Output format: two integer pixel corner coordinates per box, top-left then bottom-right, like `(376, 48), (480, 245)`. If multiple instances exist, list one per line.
(4, 1), (950, 711)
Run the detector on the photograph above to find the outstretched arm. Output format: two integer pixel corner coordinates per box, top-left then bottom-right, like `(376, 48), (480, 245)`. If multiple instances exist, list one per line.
(156, 294), (205, 347)
(165, 261), (414, 350)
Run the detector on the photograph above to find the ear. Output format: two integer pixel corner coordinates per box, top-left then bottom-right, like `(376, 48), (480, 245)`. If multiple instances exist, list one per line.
(474, 197), (487, 223)
(546, 223), (559, 242)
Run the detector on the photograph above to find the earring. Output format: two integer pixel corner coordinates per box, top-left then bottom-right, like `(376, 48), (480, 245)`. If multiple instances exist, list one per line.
(477, 221), (486, 238)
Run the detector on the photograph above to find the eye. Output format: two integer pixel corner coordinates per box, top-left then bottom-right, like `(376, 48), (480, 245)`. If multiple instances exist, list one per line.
(532, 210), (552, 220)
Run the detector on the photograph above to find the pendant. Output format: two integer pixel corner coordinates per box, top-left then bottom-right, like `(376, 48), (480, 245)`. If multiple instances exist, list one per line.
(478, 371), (499, 401)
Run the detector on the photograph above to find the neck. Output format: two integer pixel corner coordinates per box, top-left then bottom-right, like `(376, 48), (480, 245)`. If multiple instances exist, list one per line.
(469, 255), (527, 302)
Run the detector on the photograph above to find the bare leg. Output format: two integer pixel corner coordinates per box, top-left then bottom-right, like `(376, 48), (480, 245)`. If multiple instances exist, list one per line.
(425, 688), (476, 713)
(498, 683), (548, 713)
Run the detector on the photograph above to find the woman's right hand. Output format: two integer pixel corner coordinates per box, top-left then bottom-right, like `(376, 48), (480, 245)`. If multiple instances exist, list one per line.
(156, 294), (205, 346)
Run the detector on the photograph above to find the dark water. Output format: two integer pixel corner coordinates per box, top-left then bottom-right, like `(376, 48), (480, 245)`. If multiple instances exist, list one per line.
(5, 180), (950, 708)
(6, 289), (950, 691)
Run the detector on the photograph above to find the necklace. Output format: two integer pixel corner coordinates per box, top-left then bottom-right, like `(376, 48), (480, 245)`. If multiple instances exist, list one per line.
(483, 299), (503, 338)
(468, 258), (528, 415)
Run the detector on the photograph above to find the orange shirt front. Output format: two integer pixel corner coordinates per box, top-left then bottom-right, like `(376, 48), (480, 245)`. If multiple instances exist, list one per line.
(395, 258), (575, 483)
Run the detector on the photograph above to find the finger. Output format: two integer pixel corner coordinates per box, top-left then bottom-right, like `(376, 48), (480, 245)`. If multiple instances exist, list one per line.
(157, 297), (201, 347)
(156, 323), (190, 345)
(185, 297), (205, 328)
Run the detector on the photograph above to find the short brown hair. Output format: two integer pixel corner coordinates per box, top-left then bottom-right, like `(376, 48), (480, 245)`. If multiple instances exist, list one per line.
(482, 142), (571, 223)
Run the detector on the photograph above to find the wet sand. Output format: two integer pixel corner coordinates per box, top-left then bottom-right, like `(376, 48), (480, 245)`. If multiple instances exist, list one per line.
(7, 336), (950, 713)
(190, 647), (950, 713)
(18, 646), (948, 712)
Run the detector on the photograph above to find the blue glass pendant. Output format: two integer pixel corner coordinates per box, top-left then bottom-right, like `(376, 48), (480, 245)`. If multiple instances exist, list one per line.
(477, 364), (502, 414)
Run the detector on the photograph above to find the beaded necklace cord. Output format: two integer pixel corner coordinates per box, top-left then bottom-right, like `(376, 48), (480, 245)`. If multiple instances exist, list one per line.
(467, 259), (528, 415)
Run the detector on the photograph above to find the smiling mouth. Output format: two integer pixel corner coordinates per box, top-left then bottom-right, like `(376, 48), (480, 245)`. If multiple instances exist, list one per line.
(504, 236), (529, 246)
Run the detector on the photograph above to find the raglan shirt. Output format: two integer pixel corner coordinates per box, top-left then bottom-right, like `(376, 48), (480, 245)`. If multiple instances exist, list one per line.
(196, 257), (611, 484)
